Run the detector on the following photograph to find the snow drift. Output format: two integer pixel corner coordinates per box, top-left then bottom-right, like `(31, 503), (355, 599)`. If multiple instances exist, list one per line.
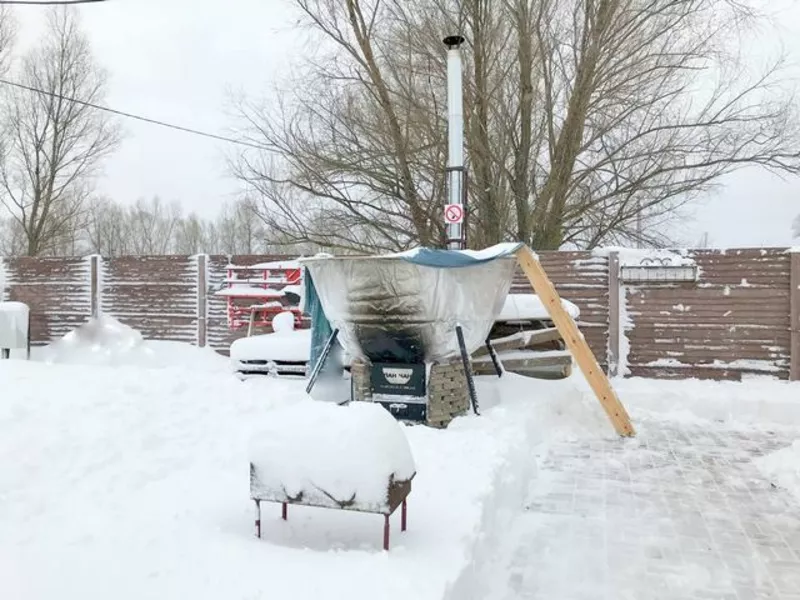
(39, 314), (229, 371)
(756, 440), (800, 503)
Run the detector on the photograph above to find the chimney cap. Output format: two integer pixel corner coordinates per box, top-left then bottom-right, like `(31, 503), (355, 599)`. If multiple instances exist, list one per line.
(443, 35), (465, 49)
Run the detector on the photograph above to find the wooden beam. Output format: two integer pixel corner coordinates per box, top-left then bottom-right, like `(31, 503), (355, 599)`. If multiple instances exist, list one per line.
(472, 327), (562, 357)
(515, 246), (635, 437)
(473, 352), (572, 371)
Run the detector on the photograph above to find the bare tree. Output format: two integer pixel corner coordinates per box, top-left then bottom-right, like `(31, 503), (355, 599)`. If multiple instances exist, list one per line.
(84, 196), (131, 256)
(231, 0), (451, 253)
(126, 196), (182, 255)
(792, 213), (799, 240)
(173, 212), (206, 255)
(0, 7), (120, 256)
(233, 0), (800, 251)
(0, 215), (24, 255)
(213, 197), (268, 254)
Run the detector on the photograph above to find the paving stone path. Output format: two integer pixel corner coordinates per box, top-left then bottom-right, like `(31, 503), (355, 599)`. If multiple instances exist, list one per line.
(492, 422), (800, 600)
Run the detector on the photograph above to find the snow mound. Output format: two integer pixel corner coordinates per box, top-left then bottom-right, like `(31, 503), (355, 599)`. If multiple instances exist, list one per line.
(249, 401), (416, 511)
(271, 310), (295, 333)
(755, 440), (800, 503)
(230, 328), (311, 362)
(499, 293), (580, 321)
(40, 315), (230, 371)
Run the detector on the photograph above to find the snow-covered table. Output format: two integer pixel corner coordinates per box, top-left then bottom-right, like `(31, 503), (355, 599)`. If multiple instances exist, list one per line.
(249, 401), (416, 551)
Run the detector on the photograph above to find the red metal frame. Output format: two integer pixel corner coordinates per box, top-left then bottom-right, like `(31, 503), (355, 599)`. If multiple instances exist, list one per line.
(221, 262), (304, 331)
(254, 498), (409, 551)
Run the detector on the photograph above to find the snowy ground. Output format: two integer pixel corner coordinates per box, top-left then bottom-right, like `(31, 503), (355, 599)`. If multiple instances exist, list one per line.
(2, 321), (800, 600)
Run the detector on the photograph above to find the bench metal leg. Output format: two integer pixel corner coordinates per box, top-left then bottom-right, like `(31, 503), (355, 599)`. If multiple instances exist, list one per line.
(281, 502), (288, 521)
(254, 500), (261, 538)
(401, 499), (407, 532)
(456, 325), (480, 415)
(485, 337), (503, 378)
(383, 514), (390, 551)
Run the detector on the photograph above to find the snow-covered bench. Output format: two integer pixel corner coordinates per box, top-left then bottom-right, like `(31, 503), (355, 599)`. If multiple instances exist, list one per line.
(249, 401), (416, 551)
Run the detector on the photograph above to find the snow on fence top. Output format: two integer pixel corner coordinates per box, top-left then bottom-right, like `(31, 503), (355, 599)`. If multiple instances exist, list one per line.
(249, 401), (416, 512)
(592, 246), (696, 266)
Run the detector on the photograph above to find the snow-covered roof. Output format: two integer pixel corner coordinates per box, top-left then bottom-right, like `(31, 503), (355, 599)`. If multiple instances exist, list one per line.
(248, 260), (302, 270)
(214, 286), (287, 298)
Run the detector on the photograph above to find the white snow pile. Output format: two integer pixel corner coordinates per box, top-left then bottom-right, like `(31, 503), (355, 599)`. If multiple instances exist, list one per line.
(498, 293), (580, 321)
(230, 310), (311, 362)
(250, 401), (415, 511)
(755, 440), (800, 502)
(39, 314), (230, 371)
(0, 301), (29, 349)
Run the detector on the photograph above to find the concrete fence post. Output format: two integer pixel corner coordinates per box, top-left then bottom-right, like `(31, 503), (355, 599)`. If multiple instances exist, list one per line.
(790, 250), (799, 381)
(607, 251), (621, 377)
(196, 254), (208, 348)
(89, 255), (101, 318)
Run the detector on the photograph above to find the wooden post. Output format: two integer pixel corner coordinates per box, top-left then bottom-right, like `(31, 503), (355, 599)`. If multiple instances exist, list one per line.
(607, 251), (621, 377)
(790, 251), (800, 381)
(89, 255), (100, 318)
(196, 254), (208, 348)
(515, 246), (635, 437)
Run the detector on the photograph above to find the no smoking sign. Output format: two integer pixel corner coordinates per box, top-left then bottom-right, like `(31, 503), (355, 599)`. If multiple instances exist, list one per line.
(444, 204), (464, 224)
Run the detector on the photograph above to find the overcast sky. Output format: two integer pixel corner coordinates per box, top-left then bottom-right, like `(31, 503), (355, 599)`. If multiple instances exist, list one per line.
(11, 0), (800, 249)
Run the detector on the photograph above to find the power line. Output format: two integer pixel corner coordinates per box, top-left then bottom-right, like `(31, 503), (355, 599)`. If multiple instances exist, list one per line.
(0, 1), (108, 5)
(0, 77), (270, 151)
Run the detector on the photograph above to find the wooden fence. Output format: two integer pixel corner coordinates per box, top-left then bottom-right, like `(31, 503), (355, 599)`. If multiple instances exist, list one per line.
(1, 248), (798, 381)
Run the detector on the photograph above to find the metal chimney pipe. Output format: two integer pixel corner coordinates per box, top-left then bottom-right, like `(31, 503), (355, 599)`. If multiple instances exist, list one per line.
(443, 34), (466, 250)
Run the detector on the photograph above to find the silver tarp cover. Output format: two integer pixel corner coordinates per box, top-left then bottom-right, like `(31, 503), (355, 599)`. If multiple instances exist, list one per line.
(302, 256), (517, 363)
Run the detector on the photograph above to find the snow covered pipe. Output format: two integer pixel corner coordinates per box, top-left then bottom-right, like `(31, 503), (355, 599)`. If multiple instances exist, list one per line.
(444, 34), (466, 251)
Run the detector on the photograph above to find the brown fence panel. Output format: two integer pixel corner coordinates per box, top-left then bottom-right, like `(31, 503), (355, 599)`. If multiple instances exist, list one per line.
(1, 256), (91, 344)
(513, 250), (610, 369)
(101, 255), (198, 343)
(624, 248), (792, 380)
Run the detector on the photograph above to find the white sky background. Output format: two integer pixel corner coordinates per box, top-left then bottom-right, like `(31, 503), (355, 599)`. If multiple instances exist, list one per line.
(9, 0), (800, 249)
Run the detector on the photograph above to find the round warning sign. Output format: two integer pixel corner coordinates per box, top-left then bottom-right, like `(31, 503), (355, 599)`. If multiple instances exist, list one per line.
(444, 204), (464, 224)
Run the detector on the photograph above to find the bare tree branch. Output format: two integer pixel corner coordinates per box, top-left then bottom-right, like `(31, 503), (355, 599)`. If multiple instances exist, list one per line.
(0, 6), (121, 256)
